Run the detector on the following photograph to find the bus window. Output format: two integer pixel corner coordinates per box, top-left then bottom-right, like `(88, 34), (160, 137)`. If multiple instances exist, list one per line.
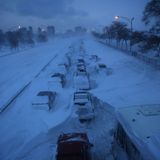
(115, 123), (142, 160)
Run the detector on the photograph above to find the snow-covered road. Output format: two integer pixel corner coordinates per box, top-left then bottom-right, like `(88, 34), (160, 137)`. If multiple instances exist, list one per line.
(0, 35), (160, 160)
(0, 37), (76, 110)
(85, 38), (160, 108)
(0, 36), (78, 160)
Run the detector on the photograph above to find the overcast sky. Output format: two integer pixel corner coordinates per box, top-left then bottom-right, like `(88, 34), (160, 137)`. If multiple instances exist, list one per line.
(0, 0), (149, 32)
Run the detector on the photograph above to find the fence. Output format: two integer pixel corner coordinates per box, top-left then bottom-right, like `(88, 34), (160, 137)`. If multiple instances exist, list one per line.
(98, 39), (160, 69)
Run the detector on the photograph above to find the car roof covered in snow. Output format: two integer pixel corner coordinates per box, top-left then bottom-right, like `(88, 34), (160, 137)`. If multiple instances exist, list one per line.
(58, 133), (88, 143)
(32, 91), (56, 104)
(116, 104), (160, 160)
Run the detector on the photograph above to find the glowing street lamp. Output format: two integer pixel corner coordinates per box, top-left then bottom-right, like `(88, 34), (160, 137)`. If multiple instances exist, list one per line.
(114, 15), (134, 51)
(114, 16), (120, 20)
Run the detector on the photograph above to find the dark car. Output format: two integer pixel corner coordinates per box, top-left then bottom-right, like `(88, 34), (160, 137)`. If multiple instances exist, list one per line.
(56, 133), (93, 160)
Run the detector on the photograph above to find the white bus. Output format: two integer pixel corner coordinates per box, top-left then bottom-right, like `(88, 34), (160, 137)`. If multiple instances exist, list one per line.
(113, 104), (160, 160)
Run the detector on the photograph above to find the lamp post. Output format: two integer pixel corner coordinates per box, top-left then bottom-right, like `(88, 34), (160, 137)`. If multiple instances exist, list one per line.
(115, 16), (134, 52)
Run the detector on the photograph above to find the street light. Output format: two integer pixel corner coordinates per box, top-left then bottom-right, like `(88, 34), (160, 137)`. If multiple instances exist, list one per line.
(18, 25), (21, 29)
(114, 15), (134, 52)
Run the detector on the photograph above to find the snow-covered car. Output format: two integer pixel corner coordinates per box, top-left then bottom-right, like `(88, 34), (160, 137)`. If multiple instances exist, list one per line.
(89, 54), (100, 62)
(73, 91), (91, 105)
(56, 132), (93, 160)
(58, 63), (69, 72)
(73, 91), (94, 122)
(96, 63), (107, 71)
(53, 65), (67, 75)
(95, 63), (112, 75)
(78, 107), (95, 122)
(32, 91), (56, 110)
(51, 73), (66, 87)
(74, 75), (90, 90)
(112, 104), (160, 160)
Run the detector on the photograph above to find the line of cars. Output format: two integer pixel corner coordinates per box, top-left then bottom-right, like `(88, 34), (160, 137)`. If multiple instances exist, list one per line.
(54, 44), (160, 160)
(73, 57), (95, 123)
(61, 49), (160, 160)
(31, 47), (114, 160)
(55, 47), (94, 160)
(54, 50), (115, 160)
(74, 58), (90, 90)
(30, 45), (113, 160)
(31, 57), (70, 111)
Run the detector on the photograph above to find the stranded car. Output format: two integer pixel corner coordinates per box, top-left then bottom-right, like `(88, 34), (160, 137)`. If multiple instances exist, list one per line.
(89, 55), (100, 62)
(53, 64), (67, 75)
(58, 63), (69, 72)
(32, 91), (56, 110)
(56, 132), (93, 160)
(95, 63), (107, 72)
(77, 106), (95, 123)
(51, 73), (66, 87)
(73, 91), (94, 122)
(74, 75), (90, 90)
(73, 91), (91, 105)
(95, 63), (112, 75)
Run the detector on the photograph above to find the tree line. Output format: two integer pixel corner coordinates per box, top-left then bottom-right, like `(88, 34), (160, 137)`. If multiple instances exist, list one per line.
(0, 25), (55, 49)
(92, 0), (160, 57)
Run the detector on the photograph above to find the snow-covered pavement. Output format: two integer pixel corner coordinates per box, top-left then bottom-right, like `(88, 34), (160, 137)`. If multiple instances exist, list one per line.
(0, 35), (160, 160)
(0, 37), (77, 111)
(85, 37), (160, 108)
(0, 36), (78, 160)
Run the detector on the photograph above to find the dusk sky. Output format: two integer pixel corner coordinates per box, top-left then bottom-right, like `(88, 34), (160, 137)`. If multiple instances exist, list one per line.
(0, 0), (149, 32)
